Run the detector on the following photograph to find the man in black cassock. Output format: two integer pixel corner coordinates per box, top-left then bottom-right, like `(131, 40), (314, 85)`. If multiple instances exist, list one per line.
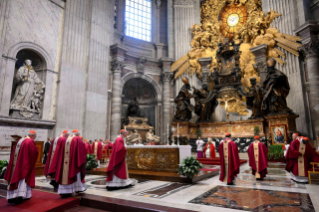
(43, 138), (52, 164)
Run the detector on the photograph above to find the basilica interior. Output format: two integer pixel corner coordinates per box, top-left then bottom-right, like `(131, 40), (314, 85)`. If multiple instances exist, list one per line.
(0, 0), (319, 211)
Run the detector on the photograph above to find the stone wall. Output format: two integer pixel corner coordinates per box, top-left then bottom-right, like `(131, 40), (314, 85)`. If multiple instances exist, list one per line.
(55, 0), (114, 139)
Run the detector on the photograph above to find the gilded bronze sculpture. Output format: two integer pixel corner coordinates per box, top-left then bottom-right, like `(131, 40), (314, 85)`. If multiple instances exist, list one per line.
(173, 77), (194, 122)
(193, 84), (218, 122)
(239, 78), (264, 119)
(261, 58), (293, 115)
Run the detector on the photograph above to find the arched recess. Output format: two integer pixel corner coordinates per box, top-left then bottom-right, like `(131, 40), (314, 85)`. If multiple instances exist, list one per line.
(121, 72), (162, 135)
(7, 41), (54, 71)
(121, 73), (162, 102)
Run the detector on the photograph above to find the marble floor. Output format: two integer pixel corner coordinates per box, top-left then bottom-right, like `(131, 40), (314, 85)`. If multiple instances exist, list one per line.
(29, 162), (319, 212)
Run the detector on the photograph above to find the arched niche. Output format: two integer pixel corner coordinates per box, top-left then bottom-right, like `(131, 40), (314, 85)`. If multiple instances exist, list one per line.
(11, 49), (47, 101)
(122, 78), (157, 132)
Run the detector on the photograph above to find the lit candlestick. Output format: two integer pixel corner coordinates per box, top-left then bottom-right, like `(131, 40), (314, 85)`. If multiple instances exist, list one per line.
(177, 123), (179, 137)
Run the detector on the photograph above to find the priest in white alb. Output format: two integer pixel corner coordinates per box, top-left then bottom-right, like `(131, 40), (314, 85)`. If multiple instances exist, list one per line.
(4, 130), (39, 204)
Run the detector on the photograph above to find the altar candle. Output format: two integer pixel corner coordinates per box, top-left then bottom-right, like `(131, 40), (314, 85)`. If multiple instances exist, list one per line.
(177, 123), (179, 136)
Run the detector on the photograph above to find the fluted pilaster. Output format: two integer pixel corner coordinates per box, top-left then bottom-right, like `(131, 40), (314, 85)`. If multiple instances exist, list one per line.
(110, 44), (127, 141)
(295, 21), (319, 137)
(161, 57), (174, 144)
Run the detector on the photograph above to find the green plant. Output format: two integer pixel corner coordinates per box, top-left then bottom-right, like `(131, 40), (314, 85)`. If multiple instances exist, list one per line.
(254, 126), (260, 136)
(178, 156), (203, 179)
(0, 160), (9, 178)
(85, 154), (98, 170)
(196, 127), (202, 138)
(268, 145), (284, 161)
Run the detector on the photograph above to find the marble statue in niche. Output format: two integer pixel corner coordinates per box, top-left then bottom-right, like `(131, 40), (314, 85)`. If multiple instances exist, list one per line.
(10, 59), (45, 118)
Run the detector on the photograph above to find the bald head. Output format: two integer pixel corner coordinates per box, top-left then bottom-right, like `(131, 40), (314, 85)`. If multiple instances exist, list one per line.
(121, 130), (128, 138)
(267, 58), (276, 67)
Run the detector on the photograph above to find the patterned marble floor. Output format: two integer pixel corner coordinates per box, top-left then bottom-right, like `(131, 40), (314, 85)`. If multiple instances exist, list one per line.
(189, 186), (315, 211)
(10, 162), (319, 212)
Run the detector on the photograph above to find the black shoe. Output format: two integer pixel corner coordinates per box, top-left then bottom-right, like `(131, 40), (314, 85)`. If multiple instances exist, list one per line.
(60, 193), (72, 198)
(50, 180), (59, 189)
(7, 198), (16, 204)
(15, 197), (23, 205)
(256, 178), (263, 181)
(227, 182), (234, 185)
(75, 188), (87, 193)
(106, 186), (119, 191)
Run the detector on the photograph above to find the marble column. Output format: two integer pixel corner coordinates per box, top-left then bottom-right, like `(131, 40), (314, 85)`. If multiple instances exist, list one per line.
(199, 57), (212, 85)
(251, 44), (268, 84)
(110, 44), (127, 141)
(161, 58), (174, 144)
(295, 21), (319, 136)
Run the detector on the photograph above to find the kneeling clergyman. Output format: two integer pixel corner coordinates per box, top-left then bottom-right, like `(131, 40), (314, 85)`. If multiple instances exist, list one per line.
(248, 135), (268, 180)
(43, 130), (69, 189)
(106, 129), (136, 191)
(286, 136), (319, 183)
(219, 133), (240, 185)
(55, 129), (87, 197)
(4, 130), (39, 204)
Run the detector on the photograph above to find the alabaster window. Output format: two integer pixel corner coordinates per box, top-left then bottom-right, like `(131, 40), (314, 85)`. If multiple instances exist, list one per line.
(125, 0), (152, 42)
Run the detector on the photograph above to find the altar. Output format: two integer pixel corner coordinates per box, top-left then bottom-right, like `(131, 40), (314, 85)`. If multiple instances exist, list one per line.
(126, 145), (192, 172)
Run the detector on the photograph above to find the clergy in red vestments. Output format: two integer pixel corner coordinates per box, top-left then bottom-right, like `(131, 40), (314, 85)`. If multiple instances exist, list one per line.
(219, 133), (240, 185)
(248, 136), (268, 180)
(4, 130), (39, 204)
(203, 137), (216, 159)
(285, 136), (319, 183)
(55, 129), (87, 197)
(44, 130), (70, 189)
(106, 129), (136, 191)
(92, 138), (103, 167)
(84, 140), (91, 155)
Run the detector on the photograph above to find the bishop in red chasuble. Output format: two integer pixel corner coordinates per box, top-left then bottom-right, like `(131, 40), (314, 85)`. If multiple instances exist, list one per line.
(106, 129), (136, 191)
(55, 129), (87, 196)
(4, 130), (39, 204)
(219, 133), (240, 185)
(92, 138), (103, 167)
(286, 136), (319, 183)
(248, 136), (268, 180)
(44, 130), (69, 189)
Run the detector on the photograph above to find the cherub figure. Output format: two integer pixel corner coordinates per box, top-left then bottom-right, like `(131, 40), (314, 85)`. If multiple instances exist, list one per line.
(30, 89), (44, 112)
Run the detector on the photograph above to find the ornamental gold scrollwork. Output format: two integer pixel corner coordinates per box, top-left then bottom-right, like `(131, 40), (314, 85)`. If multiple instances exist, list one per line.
(171, 0), (301, 115)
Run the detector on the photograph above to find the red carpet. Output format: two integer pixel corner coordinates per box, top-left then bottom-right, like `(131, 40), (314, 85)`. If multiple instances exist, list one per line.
(0, 190), (79, 212)
(197, 157), (247, 165)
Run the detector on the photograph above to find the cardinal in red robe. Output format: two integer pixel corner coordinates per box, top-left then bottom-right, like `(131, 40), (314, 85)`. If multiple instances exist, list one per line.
(4, 130), (39, 204)
(203, 137), (216, 159)
(92, 138), (103, 167)
(54, 129), (87, 197)
(286, 136), (319, 183)
(84, 139), (91, 155)
(248, 136), (268, 180)
(106, 129), (136, 191)
(219, 133), (240, 185)
(43, 130), (69, 189)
